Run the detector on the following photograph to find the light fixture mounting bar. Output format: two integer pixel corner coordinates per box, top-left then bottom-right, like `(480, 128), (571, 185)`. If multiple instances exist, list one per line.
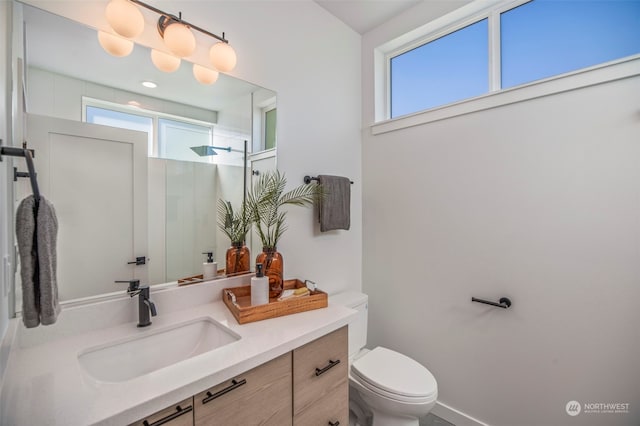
(129, 0), (229, 43)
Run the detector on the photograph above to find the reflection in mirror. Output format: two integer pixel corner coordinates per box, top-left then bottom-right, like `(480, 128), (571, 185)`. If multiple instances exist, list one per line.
(14, 2), (276, 307)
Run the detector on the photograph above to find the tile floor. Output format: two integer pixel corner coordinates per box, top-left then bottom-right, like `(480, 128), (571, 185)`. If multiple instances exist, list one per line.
(420, 413), (456, 426)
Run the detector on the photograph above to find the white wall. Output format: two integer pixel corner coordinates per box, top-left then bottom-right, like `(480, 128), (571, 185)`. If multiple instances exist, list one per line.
(19, 0), (362, 295)
(362, 3), (640, 426)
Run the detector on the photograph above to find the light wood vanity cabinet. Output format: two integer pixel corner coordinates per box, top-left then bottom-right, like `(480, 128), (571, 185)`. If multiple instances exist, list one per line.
(194, 353), (292, 426)
(130, 326), (348, 426)
(293, 326), (349, 426)
(129, 397), (194, 426)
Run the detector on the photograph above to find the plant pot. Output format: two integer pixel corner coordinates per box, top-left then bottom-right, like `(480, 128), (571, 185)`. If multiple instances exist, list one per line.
(255, 246), (284, 298)
(225, 243), (250, 276)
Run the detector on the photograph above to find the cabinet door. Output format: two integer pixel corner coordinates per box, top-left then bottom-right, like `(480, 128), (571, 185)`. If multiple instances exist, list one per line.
(294, 379), (348, 426)
(129, 397), (194, 426)
(194, 353), (292, 426)
(293, 326), (348, 423)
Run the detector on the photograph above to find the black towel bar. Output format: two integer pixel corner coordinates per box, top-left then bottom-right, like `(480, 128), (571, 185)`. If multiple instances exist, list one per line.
(304, 175), (353, 184)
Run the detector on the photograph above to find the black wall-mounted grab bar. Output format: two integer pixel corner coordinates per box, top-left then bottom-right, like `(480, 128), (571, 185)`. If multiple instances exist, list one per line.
(304, 175), (354, 184)
(471, 296), (512, 309)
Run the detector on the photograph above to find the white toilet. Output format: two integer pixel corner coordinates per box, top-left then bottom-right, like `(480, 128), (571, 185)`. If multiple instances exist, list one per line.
(331, 291), (438, 426)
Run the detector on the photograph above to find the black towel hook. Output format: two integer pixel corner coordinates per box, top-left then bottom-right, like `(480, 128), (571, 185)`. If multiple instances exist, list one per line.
(1, 140), (41, 208)
(471, 296), (512, 309)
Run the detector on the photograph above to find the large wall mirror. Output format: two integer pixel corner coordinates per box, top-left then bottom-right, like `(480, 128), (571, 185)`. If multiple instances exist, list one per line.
(12, 1), (277, 308)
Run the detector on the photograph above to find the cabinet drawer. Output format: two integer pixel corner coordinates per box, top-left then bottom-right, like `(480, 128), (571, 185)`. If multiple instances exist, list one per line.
(294, 376), (348, 426)
(293, 326), (348, 416)
(194, 352), (292, 426)
(129, 397), (194, 426)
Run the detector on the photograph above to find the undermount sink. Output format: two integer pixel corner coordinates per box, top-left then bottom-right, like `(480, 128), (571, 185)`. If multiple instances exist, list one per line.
(78, 317), (240, 383)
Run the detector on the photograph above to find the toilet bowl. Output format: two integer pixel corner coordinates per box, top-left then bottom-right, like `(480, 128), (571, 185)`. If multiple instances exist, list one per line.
(350, 347), (437, 426)
(330, 292), (438, 426)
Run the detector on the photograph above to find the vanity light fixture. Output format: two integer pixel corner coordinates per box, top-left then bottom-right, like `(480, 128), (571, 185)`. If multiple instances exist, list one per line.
(100, 0), (237, 82)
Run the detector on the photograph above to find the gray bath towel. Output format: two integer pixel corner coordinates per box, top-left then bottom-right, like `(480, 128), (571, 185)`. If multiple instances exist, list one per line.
(16, 195), (60, 328)
(318, 175), (351, 232)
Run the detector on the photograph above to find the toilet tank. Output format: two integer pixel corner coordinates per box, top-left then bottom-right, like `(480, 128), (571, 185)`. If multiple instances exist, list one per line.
(330, 291), (368, 359)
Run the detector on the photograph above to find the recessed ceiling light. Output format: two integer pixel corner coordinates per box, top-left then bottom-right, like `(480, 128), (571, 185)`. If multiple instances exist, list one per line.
(141, 81), (157, 88)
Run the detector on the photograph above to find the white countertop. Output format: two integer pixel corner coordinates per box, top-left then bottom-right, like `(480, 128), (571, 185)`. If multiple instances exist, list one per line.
(0, 278), (356, 425)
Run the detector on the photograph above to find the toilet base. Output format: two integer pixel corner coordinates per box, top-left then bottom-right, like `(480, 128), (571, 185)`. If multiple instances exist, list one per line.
(349, 385), (371, 426)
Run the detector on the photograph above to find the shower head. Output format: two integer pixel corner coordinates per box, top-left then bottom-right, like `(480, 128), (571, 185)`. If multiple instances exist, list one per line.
(190, 145), (232, 156)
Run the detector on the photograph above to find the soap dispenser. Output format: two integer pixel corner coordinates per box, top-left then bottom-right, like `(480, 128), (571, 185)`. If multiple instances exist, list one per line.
(202, 251), (217, 280)
(251, 264), (269, 305)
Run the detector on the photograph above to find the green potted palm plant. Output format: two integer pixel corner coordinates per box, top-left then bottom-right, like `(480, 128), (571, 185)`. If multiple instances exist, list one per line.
(247, 170), (322, 298)
(217, 199), (252, 276)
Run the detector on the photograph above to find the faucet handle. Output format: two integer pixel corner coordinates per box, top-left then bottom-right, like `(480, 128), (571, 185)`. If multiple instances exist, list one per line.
(115, 279), (140, 293)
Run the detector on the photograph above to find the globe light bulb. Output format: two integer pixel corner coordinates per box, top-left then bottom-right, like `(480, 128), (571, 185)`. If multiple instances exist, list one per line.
(97, 31), (134, 57)
(209, 42), (237, 73)
(105, 0), (144, 39)
(193, 64), (219, 85)
(151, 49), (181, 73)
(163, 22), (196, 57)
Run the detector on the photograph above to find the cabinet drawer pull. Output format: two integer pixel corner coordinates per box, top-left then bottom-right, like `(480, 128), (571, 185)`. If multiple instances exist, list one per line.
(202, 378), (247, 404)
(315, 359), (341, 376)
(142, 404), (193, 426)
(328, 422), (340, 426)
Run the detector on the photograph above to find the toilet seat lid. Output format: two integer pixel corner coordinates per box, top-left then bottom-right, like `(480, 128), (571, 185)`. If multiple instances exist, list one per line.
(351, 347), (437, 398)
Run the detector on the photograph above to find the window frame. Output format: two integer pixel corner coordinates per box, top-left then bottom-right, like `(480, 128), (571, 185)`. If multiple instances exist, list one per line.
(374, 0), (640, 133)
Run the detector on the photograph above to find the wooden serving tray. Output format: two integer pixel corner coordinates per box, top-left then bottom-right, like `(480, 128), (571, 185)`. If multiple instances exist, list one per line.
(223, 279), (328, 324)
(177, 269), (226, 286)
(178, 274), (204, 286)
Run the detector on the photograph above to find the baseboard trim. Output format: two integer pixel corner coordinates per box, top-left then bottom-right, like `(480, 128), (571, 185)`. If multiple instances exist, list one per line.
(432, 401), (491, 426)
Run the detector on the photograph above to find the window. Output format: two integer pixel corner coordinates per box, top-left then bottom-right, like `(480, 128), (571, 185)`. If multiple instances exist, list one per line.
(264, 108), (277, 150)
(386, 0), (640, 119)
(501, 0), (640, 88)
(83, 99), (217, 163)
(86, 106), (153, 155)
(158, 118), (212, 163)
(391, 19), (488, 118)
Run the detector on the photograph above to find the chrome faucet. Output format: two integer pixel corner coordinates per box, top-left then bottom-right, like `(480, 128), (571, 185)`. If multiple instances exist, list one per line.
(115, 279), (157, 327)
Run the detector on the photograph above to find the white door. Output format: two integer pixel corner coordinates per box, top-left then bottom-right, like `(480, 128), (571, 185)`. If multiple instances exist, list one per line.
(21, 114), (148, 301)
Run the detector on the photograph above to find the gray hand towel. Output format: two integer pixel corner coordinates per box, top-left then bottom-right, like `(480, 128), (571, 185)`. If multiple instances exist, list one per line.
(16, 195), (60, 328)
(318, 175), (351, 232)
